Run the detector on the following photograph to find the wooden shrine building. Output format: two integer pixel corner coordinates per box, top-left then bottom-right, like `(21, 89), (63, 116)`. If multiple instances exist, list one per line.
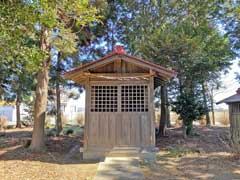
(64, 46), (176, 159)
(217, 88), (240, 153)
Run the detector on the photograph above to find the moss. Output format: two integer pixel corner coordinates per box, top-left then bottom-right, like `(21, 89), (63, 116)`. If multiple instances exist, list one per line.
(167, 146), (193, 158)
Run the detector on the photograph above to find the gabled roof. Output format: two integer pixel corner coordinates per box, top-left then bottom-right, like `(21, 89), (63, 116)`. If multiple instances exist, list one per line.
(64, 46), (177, 80)
(217, 88), (240, 104)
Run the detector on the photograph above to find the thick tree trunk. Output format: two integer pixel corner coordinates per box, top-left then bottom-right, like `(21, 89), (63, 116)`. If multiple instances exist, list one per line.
(158, 85), (167, 137)
(202, 82), (211, 126)
(30, 66), (49, 151)
(30, 28), (50, 151)
(56, 52), (62, 136)
(16, 95), (21, 128)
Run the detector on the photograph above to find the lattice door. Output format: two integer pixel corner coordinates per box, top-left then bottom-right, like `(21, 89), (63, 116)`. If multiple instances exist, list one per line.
(121, 85), (148, 112)
(90, 85), (118, 112)
(90, 85), (148, 112)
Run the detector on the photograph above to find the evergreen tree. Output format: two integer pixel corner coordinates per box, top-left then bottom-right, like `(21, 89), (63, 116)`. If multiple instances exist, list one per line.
(0, 0), (100, 151)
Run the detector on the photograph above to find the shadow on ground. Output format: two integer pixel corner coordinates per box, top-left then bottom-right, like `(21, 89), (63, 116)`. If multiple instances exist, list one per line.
(0, 128), (98, 165)
(141, 126), (240, 180)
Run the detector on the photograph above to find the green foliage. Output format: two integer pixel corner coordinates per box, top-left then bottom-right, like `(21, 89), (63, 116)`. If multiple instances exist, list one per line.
(172, 92), (205, 135)
(0, 0), (100, 72)
(118, 0), (235, 132)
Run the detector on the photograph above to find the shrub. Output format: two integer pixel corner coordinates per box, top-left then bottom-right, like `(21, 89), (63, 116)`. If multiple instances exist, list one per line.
(66, 128), (74, 135)
(6, 125), (15, 129)
(172, 92), (205, 136)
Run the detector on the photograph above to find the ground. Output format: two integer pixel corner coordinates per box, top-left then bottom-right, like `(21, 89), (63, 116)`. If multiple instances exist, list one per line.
(141, 126), (240, 180)
(1, 126), (240, 180)
(0, 128), (98, 180)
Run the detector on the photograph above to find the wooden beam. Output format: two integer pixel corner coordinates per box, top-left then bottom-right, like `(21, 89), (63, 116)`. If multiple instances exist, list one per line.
(89, 80), (149, 85)
(90, 73), (151, 77)
(122, 56), (173, 79)
(72, 73), (154, 82)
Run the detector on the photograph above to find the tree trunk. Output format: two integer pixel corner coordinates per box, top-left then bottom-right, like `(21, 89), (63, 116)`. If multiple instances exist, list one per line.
(30, 66), (49, 151)
(158, 85), (167, 137)
(182, 125), (187, 138)
(210, 89), (215, 125)
(166, 89), (171, 128)
(30, 28), (50, 151)
(16, 95), (21, 128)
(56, 52), (62, 136)
(202, 82), (211, 126)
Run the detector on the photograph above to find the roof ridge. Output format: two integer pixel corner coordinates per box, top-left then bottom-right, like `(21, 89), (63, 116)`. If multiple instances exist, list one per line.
(63, 47), (177, 77)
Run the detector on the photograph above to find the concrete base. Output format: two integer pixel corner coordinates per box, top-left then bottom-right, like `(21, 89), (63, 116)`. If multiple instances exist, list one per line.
(108, 147), (141, 157)
(83, 146), (158, 161)
(83, 150), (107, 161)
(94, 149), (144, 180)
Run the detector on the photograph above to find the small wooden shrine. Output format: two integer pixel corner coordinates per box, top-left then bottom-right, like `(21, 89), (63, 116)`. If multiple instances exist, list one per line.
(64, 46), (176, 159)
(217, 88), (240, 153)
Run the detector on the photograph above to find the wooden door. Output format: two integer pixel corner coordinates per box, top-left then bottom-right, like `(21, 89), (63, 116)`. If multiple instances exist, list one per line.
(87, 84), (152, 149)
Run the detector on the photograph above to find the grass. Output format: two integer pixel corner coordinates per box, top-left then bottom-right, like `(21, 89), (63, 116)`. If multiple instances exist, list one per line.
(166, 146), (194, 158)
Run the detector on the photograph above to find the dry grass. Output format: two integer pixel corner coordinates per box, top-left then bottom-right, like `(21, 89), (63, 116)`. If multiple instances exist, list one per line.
(0, 128), (98, 180)
(141, 126), (240, 180)
(155, 111), (230, 126)
(1, 125), (239, 180)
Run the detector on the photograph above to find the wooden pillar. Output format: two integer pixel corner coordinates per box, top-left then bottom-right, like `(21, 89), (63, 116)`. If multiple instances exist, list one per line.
(149, 75), (155, 146)
(84, 78), (90, 150)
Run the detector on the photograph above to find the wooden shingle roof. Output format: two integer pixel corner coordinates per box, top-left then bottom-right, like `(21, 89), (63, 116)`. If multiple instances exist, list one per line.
(64, 46), (177, 80)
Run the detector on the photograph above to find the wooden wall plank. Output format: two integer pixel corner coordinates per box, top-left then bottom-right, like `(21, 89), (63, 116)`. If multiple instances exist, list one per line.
(108, 113), (116, 145)
(86, 80), (154, 150)
(89, 113), (99, 145)
(130, 114), (141, 146)
(116, 114), (122, 145)
(122, 114), (131, 145)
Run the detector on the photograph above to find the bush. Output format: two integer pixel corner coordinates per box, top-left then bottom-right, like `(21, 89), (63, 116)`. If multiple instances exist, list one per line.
(73, 127), (84, 136)
(172, 92), (205, 136)
(66, 129), (74, 135)
(46, 128), (57, 136)
(6, 125), (15, 129)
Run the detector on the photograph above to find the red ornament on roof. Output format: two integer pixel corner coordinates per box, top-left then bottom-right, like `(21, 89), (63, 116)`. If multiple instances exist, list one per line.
(113, 45), (126, 54)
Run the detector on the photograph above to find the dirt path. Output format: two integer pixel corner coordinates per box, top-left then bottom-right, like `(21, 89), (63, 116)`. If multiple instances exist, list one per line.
(141, 126), (240, 180)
